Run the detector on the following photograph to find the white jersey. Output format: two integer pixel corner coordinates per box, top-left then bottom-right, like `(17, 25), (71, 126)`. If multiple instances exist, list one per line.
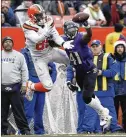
(23, 15), (64, 57)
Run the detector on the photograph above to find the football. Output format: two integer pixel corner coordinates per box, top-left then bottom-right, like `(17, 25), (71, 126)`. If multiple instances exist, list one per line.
(72, 12), (89, 23)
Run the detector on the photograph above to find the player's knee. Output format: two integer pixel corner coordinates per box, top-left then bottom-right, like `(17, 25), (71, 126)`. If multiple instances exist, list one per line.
(43, 80), (53, 91)
(83, 96), (92, 104)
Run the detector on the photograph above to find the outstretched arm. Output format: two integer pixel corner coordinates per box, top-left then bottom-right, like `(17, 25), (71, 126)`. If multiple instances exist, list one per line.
(82, 21), (92, 44)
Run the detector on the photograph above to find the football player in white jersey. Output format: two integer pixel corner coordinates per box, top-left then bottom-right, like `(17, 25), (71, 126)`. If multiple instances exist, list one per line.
(23, 4), (73, 92)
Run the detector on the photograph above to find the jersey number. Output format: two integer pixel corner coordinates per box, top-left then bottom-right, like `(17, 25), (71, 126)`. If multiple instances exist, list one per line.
(36, 39), (49, 50)
(69, 52), (82, 65)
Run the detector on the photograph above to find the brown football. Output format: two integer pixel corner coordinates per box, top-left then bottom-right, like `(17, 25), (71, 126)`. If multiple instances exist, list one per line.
(72, 12), (89, 23)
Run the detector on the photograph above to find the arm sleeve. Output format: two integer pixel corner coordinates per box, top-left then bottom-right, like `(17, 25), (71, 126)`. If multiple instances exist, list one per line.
(20, 54), (29, 86)
(50, 26), (65, 46)
(24, 29), (48, 44)
(102, 56), (118, 78)
(66, 65), (74, 82)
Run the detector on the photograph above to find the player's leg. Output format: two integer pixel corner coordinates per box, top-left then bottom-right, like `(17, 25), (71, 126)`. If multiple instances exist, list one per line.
(75, 71), (84, 91)
(34, 60), (53, 90)
(27, 60), (53, 92)
(82, 69), (112, 133)
(51, 48), (70, 65)
(76, 71), (98, 133)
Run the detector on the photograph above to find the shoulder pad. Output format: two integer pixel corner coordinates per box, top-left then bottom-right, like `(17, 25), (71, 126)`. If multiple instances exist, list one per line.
(23, 20), (39, 32)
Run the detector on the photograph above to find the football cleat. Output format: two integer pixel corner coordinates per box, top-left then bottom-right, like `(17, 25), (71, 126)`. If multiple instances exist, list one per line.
(99, 108), (112, 133)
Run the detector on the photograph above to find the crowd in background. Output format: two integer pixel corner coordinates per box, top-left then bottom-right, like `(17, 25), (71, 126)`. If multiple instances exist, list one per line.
(1, 0), (126, 27)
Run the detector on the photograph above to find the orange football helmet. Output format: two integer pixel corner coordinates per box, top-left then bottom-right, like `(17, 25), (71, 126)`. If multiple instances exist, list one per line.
(27, 4), (47, 26)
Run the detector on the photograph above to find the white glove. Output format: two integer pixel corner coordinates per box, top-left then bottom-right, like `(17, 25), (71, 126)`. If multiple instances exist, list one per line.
(63, 40), (74, 49)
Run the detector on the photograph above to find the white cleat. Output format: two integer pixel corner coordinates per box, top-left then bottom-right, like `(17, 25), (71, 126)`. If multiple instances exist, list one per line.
(99, 108), (112, 133)
(100, 115), (112, 133)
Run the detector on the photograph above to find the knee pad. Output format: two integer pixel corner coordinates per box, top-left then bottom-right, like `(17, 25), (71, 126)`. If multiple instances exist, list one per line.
(83, 97), (92, 104)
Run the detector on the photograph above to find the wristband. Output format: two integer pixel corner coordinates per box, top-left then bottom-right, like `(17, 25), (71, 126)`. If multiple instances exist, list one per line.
(61, 41), (65, 46)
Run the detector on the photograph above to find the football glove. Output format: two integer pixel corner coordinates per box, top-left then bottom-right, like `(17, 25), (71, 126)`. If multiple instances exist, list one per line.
(67, 81), (78, 92)
(62, 40), (74, 49)
(83, 21), (90, 28)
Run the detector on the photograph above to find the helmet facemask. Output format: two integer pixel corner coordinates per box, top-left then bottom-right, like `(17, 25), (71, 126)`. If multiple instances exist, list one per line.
(65, 26), (78, 40)
(34, 12), (47, 26)
(64, 21), (79, 40)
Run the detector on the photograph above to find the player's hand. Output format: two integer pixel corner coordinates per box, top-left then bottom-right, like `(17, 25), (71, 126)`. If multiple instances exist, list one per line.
(45, 23), (52, 30)
(67, 81), (78, 92)
(63, 40), (74, 49)
(83, 21), (90, 28)
(83, 20), (88, 26)
(44, 24), (57, 38)
(45, 26), (51, 33)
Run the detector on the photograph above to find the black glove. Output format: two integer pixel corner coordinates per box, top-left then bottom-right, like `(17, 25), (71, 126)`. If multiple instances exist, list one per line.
(83, 20), (88, 27)
(67, 81), (78, 92)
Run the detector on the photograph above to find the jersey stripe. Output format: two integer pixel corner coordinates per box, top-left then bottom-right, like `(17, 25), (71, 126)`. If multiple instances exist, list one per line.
(51, 20), (54, 27)
(23, 23), (38, 32)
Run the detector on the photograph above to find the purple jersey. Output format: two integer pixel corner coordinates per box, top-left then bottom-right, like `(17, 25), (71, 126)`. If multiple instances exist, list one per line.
(63, 32), (95, 72)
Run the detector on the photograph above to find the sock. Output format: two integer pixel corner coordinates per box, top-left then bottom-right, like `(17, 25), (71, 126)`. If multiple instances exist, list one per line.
(32, 82), (48, 92)
(87, 96), (105, 116)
